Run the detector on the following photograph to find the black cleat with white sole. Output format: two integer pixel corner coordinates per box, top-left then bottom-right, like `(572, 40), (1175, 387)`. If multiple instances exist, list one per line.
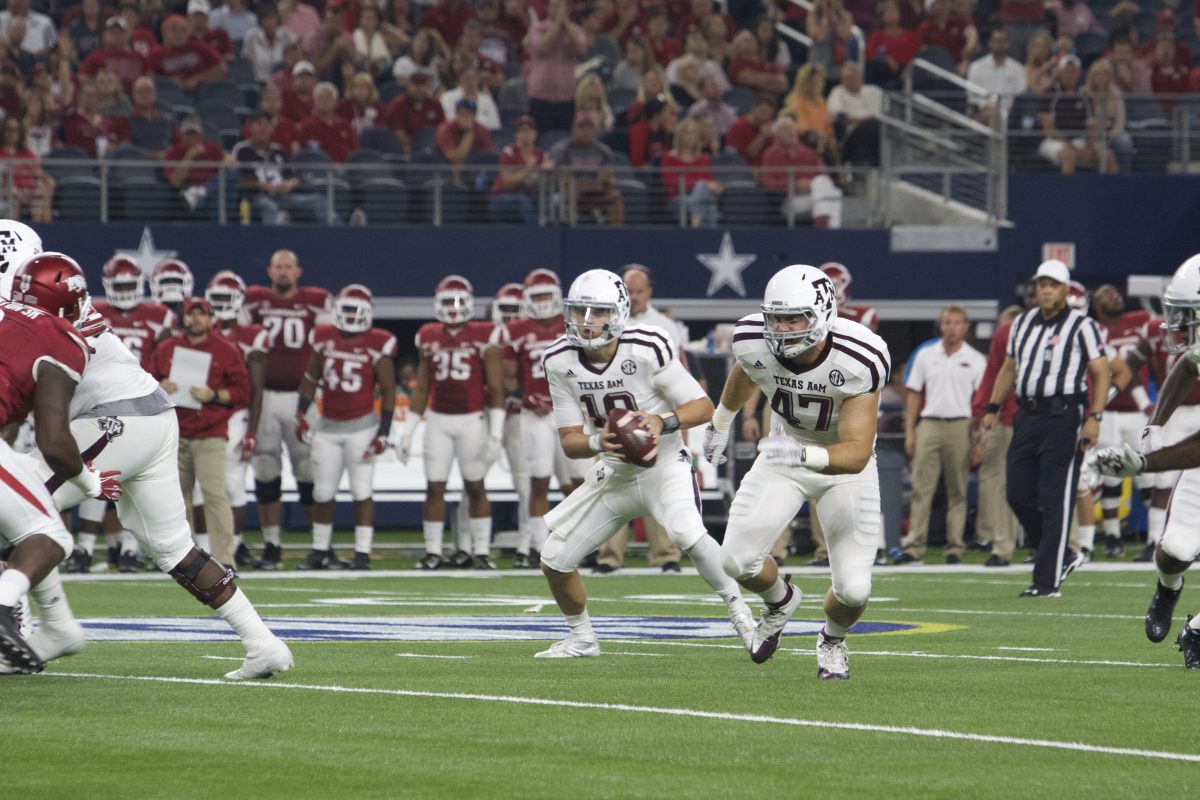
(0, 607), (44, 674)
(1145, 578), (1183, 643)
(1177, 618), (1200, 669)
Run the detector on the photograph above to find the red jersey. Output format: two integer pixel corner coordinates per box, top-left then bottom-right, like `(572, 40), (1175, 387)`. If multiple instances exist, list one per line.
(1101, 310), (1151, 412)
(242, 285), (333, 391)
(310, 325), (398, 421)
(151, 331), (249, 439)
(416, 320), (494, 414)
(1148, 317), (1200, 407)
(0, 299), (92, 426)
(971, 319), (1018, 425)
(147, 40), (222, 82)
(91, 300), (175, 370)
(498, 316), (564, 412)
(218, 322), (269, 411)
(839, 304), (878, 332)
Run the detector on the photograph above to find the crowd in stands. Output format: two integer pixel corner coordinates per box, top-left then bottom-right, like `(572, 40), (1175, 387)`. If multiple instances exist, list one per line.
(0, 0), (1197, 225)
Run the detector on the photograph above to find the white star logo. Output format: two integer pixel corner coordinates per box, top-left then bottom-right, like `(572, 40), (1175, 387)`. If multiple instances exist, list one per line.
(696, 232), (756, 297)
(113, 227), (176, 276)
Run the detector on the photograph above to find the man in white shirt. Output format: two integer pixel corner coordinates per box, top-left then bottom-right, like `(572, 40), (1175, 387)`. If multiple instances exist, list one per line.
(0, 0), (55, 55)
(209, 0), (259, 44)
(439, 64), (502, 131)
(966, 28), (1028, 122)
(825, 62), (882, 166)
(898, 304), (987, 564)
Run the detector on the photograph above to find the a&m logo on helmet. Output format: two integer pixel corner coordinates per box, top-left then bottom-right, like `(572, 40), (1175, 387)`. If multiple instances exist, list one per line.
(811, 276), (835, 311)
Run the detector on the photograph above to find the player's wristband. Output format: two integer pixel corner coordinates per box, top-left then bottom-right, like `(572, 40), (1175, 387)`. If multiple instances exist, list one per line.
(297, 395), (313, 414)
(659, 412), (680, 434)
(487, 407), (506, 440)
(376, 410), (393, 439)
(588, 433), (603, 454)
(711, 403), (737, 433)
(66, 465), (101, 498)
(1131, 386), (1151, 412)
(985, 403), (1001, 416)
(801, 445), (830, 472)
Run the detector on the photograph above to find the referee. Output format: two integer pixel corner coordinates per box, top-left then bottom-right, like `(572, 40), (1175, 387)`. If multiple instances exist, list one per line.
(982, 260), (1110, 597)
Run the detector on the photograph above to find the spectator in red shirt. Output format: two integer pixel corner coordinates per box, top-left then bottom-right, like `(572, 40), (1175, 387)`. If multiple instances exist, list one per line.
(0, 116), (54, 222)
(423, 0), (476, 47)
(298, 82), (359, 161)
(603, 0), (645, 46)
(337, 72), (385, 136)
(62, 78), (132, 157)
(148, 13), (228, 93)
(727, 29), (788, 98)
(384, 69), (444, 152)
(866, 0), (922, 88)
(1150, 36), (1190, 115)
(164, 115), (233, 215)
(306, 2), (357, 79)
(642, 6), (682, 67)
(248, 83), (301, 154)
(121, 1), (159, 59)
(187, 0), (234, 60)
(918, 0), (979, 73)
(628, 95), (675, 166)
(1137, 9), (1191, 70)
(660, 117), (720, 227)
(281, 59), (317, 122)
(434, 97), (495, 165)
(79, 16), (148, 92)
(489, 114), (553, 224)
(725, 94), (776, 166)
(760, 117), (843, 227)
(675, 0), (736, 42)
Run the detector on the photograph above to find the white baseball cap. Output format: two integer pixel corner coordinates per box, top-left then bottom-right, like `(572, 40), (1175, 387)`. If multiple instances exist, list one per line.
(1034, 259), (1071, 284)
(188, 0), (211, 14)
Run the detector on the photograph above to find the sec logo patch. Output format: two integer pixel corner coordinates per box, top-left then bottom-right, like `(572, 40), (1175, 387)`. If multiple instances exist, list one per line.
(621, 359), (637, 375)
(829, 369), (845, 387)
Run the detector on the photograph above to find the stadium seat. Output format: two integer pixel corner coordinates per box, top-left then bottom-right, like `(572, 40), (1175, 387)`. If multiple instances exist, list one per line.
(225, 58), (257, 89)
(723, 86), (757, 117)
(377, 81), (404, 105)
(497, 77), (528, 113)
(42, 146), (96, 180)
(607, 88), (636, 120)
(291, 148), (335, 186)
(53, 175), (103, 221)
(711, 151), (753, 184)
(616, 178), (648, 225)
(199, 81), (250, 114)
(358, 127), (405, 155)
(115, 176), (176, 221)
(361, 177), (409, 224)
(105, 143), (160, 182)
(718, 181), (772, 226)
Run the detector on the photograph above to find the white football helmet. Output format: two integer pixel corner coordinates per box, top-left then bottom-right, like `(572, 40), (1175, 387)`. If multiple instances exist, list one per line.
(492, 282), (524, 324)
(205, 270), (247, 321)
(151, 259), (194, 304)
(0, 219), (43, 299)
(819, 262), (852, 307)
(101, 256), (146, 310)
(334, 283), (374, 333)
(1162, 253), (1200, 359)
(1066, 280), (1089, 314)
(523, 268), (563, 320)
(761, 264), (838, 358)
(564, 269), (630, 349)
(434, 275), (474, 325)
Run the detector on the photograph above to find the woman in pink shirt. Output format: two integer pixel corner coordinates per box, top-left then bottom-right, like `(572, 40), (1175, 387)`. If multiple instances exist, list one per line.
(660, 117), (721, 227)
(523, 0), (588, 132)
(0, 116), (54, 222)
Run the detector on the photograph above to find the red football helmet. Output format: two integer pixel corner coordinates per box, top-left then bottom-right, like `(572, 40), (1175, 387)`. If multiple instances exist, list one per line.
(151, 259), (194, 304)
(205, 270), (247, 321)
(492, 282), (524, 324)
(1067, 280), (1089, 314)
(434, 275), (474, 324)
(9, 252), (90, 322)
(819, 262), (852, 307)
(523, 268), (562, 320)
(334, 283), (374, 333)
(100, 256), (145, 310)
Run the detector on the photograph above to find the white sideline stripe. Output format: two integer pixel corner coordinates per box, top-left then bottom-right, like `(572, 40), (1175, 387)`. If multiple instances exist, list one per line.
(395, 653), (475, 660)
(42, 672), (1200, 764)
(995, 647), (1057, 652)
(604, 651), (669, 658)
(200, 656), (244, 662)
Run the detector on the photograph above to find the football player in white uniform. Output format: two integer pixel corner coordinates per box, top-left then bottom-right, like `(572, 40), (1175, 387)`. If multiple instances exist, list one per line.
(1093, 254), (1200, 669)
(537, 269), (753, 658)
(702, 264), (891, 680)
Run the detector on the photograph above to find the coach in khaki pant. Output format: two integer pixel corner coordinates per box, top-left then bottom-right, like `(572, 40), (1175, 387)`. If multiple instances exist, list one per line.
(899, 305), (986, 564)
(153, 298), (250, 566)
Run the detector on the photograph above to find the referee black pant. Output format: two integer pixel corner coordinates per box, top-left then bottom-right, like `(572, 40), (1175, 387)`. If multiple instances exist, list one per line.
(1005, 403), (1085, 592)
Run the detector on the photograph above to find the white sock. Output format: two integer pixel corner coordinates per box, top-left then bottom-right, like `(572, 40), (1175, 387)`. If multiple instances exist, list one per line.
(121, 531), (140, 556)
(1148, 507), (1167, 545)
(195, 533), (211, 552)
(312, 522), (333, 551)
(30, 569), (75, 627)
(423, 521), (444, 555)
(354, 525), (373, 554)
(261, 525), (282, 546)
(565, 610), (594, 640)
(216, 588), (275, 647)
(824, 620), (850, 639)
(105, 532), (120, 550)
(761, 576), (791, 605)
(528, 517), (549, 552)
(470, 517), (491, 556)
(454, 504), (471, 552)
(77, 533), (96, 555)
(1189, 616), (1200, 631)
(516, 485), (531, 550)
(1160, 569), (1185, 591)
(684, 534), (739, 598)
(1077, 525), (1096, 551)
(1102, 517), (1120, 538)
(0, 568), (31, 607)
(234, 533), (244, 549)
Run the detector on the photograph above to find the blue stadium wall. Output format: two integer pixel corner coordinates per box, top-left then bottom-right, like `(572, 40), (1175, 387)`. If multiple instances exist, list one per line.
(38, 175), (1200, 304)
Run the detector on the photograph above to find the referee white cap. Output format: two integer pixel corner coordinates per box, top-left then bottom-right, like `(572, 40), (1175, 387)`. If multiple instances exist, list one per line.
(1034, 259), (1070, 284)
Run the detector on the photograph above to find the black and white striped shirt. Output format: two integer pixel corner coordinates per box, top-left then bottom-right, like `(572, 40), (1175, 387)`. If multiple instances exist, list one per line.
(1007, 306), (1105, 399)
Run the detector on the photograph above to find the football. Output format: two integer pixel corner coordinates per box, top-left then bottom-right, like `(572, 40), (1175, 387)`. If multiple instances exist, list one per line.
(604, 408), (657, 468)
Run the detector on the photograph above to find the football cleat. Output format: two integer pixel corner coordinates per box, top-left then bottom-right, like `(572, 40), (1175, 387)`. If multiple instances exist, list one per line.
(1133, 544), (1156, 563)
(534, 636), (600, 658)
(1178, 620), (1200, 669)
(418, 553), (444, 570)
(260, 542), (283, 570)
(750, 575), (802, 664)
(106, 545), (120, 570)
(809, 556), (830, 567)
(224, 637), (294, 680)
(731, 608), (756, 652)
(0, 606), (44, 675)
(118, 550), (145, 573)
(66, 547), (93, 574)
(28, 619), (86, 664)
(296, 549), (350, 570)
(1145, 578), (1183, 643)
(350, 552), (371, 570)
(1104, 537), (1126, 558)
(235, 543), (266, 570)
(451, 550), (473, 569)
(1060, 550), (1085, 583)
(512, 552), (533, 569)
(1018, 585), (1062, 598)
(661, 561), (681, 574)
(983, 555), (1010, 567)
(473, 554), (497, 570)
(816, 629), (850, 680)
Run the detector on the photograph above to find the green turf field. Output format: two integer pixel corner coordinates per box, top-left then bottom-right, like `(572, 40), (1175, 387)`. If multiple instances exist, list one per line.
(5, 558), (1199, 799)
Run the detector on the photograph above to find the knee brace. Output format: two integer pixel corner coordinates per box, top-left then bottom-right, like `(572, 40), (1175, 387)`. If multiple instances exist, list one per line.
(169, 550), (236, 607)
(255, 478), (282, 504)
(296, 481), (315, 506)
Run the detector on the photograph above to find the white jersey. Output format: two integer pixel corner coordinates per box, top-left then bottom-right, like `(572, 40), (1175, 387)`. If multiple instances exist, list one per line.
(544, 323), (706, 476)
(70, 331), (164, 419)
(732, 314), (890, 448)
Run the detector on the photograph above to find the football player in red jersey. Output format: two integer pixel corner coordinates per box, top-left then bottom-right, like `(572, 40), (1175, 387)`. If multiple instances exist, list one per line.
(400, 275), (506, 569)
(490, 282), (533, 567)
(820, 262), (879, 332)
(149, 258), (195, 324)
(295, 284), (398, 570)
(0, 253), (122, 673)
(241, 249), (333, 568)
(206, 270), (270, 569)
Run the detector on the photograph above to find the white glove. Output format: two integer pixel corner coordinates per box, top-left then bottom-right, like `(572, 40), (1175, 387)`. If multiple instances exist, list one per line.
(484, 435), (505, 470)
(702, 423), (729, 466)
(757, 436), (830, 472)
(1093, 443), (1147, 478)
(397, 414), (419, 465)
(1140, 424), (1164, 455)
(1079, 452), (1102, 494)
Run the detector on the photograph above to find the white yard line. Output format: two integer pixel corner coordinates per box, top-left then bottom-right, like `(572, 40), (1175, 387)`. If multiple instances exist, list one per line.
(42, 671), (1200, 763)
(199, 656), (243, 661)
(995, 647), (1058, 652)
(394, 653), (475, 660)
